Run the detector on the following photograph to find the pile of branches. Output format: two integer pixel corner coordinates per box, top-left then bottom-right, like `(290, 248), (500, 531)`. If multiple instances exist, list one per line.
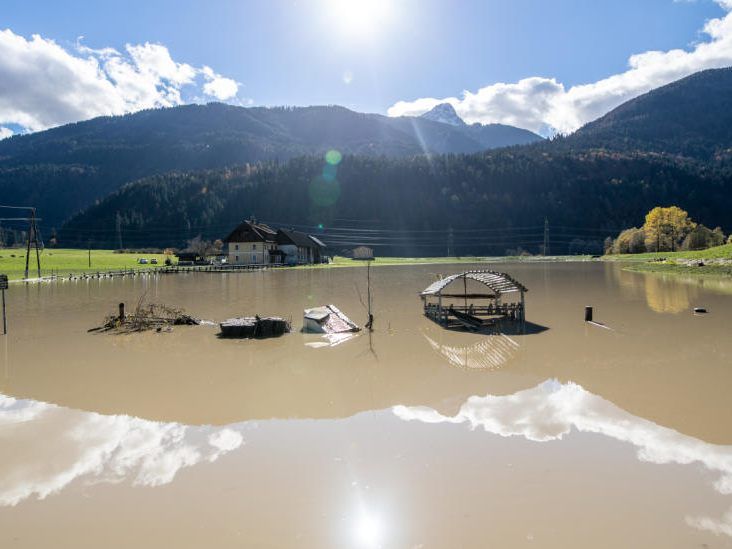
(89, 296), (199, 334)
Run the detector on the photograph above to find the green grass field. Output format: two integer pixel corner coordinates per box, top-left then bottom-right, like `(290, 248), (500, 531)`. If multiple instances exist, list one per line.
(0, 248), (594, 282)
(605, 243), (732, 276)
(605, 243), (732, 262)
(0, 248), (170, 281)
(294, 254), (592, 269)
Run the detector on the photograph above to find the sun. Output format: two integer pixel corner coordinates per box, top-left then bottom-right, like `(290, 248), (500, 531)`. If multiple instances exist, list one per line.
(326, 0), (394, 39)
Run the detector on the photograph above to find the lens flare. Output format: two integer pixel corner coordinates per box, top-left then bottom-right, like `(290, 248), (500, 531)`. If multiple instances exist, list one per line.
(322, 163), (338, 182)
(325, 149), (342, 165)
(309, 175), (341, 207)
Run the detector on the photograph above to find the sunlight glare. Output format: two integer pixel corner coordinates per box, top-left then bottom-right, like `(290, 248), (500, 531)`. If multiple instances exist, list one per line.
(354, 513), (383, 547)
(327, 0), (393, 39)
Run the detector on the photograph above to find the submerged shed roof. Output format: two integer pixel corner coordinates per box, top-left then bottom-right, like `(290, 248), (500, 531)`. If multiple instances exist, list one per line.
(420, 270), (527, 297)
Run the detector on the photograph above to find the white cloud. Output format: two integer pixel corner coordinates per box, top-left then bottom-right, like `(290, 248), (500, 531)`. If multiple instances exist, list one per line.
(394, 379), (732, 537)
(388, 2), (732, 134)
(0, 126), (12, 140)
(0, 29), (241, 132)
(201, 66), (240, 101)
(0, 394), (244, 506)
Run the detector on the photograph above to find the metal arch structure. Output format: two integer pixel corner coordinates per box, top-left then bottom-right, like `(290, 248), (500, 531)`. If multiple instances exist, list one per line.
(420, 270), (527, 328)
(420, 270), (528, 297)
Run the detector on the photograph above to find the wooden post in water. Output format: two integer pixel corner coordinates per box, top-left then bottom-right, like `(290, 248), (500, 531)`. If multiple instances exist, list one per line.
(2, 288), (6, 335)
(365, 260), (374, 331)
(1, 274), (8, 335)
(119, 302), (125, 322)
(584, 306), (593, 322)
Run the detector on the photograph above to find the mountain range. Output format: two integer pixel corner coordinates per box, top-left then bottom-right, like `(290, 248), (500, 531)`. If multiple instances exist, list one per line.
(0, 103), (541, 227)
(2, 67), (732, 253)
(561, 67), (732, 160)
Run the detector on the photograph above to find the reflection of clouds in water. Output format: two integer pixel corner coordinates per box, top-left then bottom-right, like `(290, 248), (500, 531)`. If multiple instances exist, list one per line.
(393, 380), (732, 536)
(423, 332), (519, 370)
(0, 394), (244, 506)
(687, 509), (732, 537)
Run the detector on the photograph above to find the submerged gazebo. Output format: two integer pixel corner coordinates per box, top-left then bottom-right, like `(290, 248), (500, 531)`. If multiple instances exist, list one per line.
(420, 270), (527, 330)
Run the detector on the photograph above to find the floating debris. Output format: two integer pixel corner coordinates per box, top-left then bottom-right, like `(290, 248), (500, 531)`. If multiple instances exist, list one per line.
(219, 316), (290, 338)
(89, 299), (199, 334)
(693, 307), (708, 314)
(303, 305), (360, 334)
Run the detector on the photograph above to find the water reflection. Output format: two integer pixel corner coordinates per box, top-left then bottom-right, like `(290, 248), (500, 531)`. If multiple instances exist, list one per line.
(610, 267), (694, 313)
(0, 393), (244, 507)
(423, 331), (519, 370)
(393, 380), (732, 537)
(610, 264), (732, 314)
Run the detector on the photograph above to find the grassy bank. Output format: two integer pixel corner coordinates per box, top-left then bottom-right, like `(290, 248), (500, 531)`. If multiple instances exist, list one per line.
(0, 248), (169, 281)
(0, 248), (593, 281)
(293, 254), (591, 269)
(605, 243), (732, 276)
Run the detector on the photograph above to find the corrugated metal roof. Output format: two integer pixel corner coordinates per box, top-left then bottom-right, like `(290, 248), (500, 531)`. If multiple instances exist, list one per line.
(308, 235), (327, 248)
(420, 270), (527, 296)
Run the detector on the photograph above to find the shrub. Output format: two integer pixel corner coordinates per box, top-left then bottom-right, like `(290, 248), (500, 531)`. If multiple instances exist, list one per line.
(682, 224), (726, 250)
(613, 227), (646, 254)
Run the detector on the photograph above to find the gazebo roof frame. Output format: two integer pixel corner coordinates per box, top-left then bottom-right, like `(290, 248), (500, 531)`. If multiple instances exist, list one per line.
(420, 270), (528, 298)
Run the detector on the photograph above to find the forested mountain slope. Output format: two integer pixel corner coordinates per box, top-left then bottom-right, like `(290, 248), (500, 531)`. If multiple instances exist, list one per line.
(60, 151), (729, 254)
(0, 103), (541, 226)
(558, 67), (732, 161)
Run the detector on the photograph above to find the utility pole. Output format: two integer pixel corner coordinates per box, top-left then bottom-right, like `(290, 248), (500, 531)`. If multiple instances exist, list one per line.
(88, 239), (92, 268)
(447, 226), (454, 257)
(33, 209), (41, 278)
(116, 212), (123, 250)
(24, 208), (41, 279)
(24, 220), (31, 279)
(543, 217), (550, 256)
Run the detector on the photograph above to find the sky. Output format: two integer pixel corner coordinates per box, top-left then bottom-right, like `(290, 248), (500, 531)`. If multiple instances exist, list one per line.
(1, 0), (732, 138)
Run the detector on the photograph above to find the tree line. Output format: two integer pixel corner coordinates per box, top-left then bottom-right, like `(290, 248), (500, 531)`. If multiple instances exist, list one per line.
(58, 149), (732, 255)
(605, 206), (729, 255)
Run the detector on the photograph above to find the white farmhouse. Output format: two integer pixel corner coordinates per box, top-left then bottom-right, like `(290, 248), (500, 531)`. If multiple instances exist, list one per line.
(223, 218), (282, 265)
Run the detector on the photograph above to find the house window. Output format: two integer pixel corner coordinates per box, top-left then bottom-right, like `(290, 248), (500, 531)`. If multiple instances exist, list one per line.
(235, 255), (239, 262)
(252, 254), (257, 262)
(235, 244), (239, 251)
(253, 244), (256, 250)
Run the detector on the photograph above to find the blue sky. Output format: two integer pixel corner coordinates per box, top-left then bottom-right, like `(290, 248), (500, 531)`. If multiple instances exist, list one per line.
(1, 0), (731, 135)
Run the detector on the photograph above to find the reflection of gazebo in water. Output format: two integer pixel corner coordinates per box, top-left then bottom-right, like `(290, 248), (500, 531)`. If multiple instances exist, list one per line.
(423, 332), (520, 370)
(420, 270), (527, 330)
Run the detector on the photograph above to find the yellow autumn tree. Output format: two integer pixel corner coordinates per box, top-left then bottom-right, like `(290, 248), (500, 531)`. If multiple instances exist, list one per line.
(642, 206), (696, 252)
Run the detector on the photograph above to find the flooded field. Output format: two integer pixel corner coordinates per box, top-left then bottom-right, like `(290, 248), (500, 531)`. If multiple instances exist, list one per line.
(2, 262), (732, 548)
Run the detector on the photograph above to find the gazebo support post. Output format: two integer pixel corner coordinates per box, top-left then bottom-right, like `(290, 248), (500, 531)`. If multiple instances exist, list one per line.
(520, 290), (526, 323)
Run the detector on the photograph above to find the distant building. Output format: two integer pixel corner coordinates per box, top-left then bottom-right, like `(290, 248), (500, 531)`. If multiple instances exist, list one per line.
(352, 246), (374, 260)
(276, 229), (326, 265)
(224, 218), (280, 265)
(308, 235), (327, 262)
(175, 251), (207, 265)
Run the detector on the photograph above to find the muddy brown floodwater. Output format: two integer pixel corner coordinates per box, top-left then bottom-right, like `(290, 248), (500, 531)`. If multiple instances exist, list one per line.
(1, 262), (732, 548)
